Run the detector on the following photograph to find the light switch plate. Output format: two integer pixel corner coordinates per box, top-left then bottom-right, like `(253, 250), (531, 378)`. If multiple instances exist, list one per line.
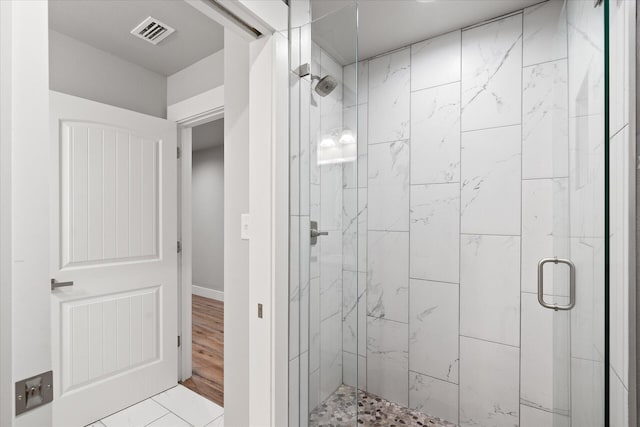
(241, 214), (250, 240)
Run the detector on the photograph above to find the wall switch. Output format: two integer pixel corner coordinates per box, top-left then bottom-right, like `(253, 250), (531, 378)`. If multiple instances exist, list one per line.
(241, 214), (250, 240)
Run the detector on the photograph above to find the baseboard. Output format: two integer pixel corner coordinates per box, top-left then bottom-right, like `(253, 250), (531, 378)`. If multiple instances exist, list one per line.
(192, 284), (224, 302)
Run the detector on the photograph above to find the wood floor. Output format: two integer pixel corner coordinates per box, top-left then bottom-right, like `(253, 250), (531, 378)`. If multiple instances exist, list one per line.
(180, 295), (224, 407)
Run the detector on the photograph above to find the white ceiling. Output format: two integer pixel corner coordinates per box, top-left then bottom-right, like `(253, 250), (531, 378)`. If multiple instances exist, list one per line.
(311, 0), (545, 64)
(49, 0), (225, 76)
(193, 119), (224, 151)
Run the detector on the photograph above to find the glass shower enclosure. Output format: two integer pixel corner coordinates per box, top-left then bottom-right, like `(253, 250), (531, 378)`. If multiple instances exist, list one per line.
(288, 1), (607, 426)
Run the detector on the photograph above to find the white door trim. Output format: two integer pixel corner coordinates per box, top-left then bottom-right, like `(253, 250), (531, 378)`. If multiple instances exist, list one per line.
(175, 95), (224, 381)
(168, 85), (224, 127)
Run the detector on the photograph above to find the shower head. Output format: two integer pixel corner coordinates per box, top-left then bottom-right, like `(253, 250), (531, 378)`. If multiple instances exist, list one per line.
(314, 75), (338, 97)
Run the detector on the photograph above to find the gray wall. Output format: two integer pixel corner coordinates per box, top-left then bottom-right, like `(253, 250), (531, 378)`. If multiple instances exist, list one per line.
(192, 145), (224, 293)
(49, 30), (167, 118)
(167, 49), (224, 105)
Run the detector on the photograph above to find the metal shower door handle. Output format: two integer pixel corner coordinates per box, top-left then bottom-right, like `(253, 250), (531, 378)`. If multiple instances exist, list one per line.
(537, 257), (576, 311)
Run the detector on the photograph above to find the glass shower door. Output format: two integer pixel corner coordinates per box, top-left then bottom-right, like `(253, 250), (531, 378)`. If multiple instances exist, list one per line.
(523, 1), (606, 425)
(288, 1), (360, 426)
(288, 0), (607, 426)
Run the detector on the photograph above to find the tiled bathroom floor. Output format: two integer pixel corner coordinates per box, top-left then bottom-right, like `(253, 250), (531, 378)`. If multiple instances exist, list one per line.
(309, 384), (456, 427)
(88, 385), (224, 427)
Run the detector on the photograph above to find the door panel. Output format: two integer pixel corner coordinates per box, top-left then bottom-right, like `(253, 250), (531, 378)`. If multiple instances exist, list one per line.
(50, 91), (177, 427)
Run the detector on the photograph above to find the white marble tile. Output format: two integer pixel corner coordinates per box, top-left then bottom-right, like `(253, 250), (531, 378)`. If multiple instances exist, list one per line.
(101, 398), (168, 427)
(342, 104), (368, 189)
(368, 140), (410, 231)
(344, 60), (368, 107)
(411, 82), (461, 184)
(460, 235), (520, 347)
(367, 231), (409, 323)
(610, 368), (629, 427)
(290, 74), (301, 216)
(609, 126), (630, 387)
(300, 218), (310, 354)
(523, 0), (567, 67)
(569, 115), (604, 238)
(367, 317), (409, 406)
(608, 0), (631, 136)
(522, 59), (569, 179)
(87, 423), (106, 427)
(343, 351), (367, 391)
(300, 353), (309, 427)
(310, 86), (321, 187)
(309, 277), (320, 373)
(320, 312), (342, 403)
(147, 413), (191, 427)
(520, 293), (570, 415)
(342, 188), (367, 273)
(289, 217), (300, 359)
(520, 405), (569, 427)
(300, 78), (311, 216)
(320, 229), (342, 320)
(461, 14), (522, 131)
(204, 416), (224, 427)
(289, 357), (300, 427)
(152, 386), (224, 427)
(570, 358), (604, 427)
(342, 270), (366, 356)
(411, 30), (461, 91)
(369, 48), (411, 144)
(290, 27), (301, 74)
(409, 279), (458, 384)
(460, 125), (521, 235)
(409, 372), (459, 425)
(459, 337), (519, 427)
(309, 369), (320, 412)
(521, 178), (570, 296)
(410, 183), (460, 284)
(320, 163), (343, 231)
(567, 0), (604, 118)
(569, 237), (605, 362)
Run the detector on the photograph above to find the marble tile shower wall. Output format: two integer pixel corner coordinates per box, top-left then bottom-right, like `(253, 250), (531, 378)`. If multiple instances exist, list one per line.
(340, 2), (607, 426)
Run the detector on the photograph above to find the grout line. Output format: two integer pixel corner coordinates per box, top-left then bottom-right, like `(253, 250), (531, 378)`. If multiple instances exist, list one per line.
(408, 41), (412, 408)
(410, 79), (462, 94)
(460, 232), (521, 237)
(461, 123), (522, 134)
(523, 56), (569, 69)
(408, 370), (459, 387)
(458, 30), (463, 424)
(518, 11), (524, 427)
(409, 277), (459, 286)
(148, 399), (199, 427)
(459, 334), (520, 349)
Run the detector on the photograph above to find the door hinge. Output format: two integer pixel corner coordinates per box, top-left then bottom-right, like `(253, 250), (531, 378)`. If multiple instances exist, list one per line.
(178, 336), (182, 347)
(177, 146), (181, 159)
(177, 241), (182, 253)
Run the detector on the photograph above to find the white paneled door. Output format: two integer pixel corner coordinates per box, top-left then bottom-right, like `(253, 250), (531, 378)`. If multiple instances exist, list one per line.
(49, 92), (178, 427)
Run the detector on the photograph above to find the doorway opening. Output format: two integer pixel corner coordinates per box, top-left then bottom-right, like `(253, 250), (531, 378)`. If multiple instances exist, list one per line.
(180, 118), (225, 407)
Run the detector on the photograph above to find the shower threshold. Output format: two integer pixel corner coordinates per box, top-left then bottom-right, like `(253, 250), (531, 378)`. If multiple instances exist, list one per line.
(309, 384), (457, 426)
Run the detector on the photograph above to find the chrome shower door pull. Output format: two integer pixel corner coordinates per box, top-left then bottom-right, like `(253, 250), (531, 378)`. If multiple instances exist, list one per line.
(537, 257), (576, 311)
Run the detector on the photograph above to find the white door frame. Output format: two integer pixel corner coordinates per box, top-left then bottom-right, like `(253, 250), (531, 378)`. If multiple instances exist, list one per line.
(168, 87), (224, 381)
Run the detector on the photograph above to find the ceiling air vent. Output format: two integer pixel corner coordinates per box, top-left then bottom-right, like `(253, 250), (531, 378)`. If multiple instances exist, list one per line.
(130, 17), (175, 45)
